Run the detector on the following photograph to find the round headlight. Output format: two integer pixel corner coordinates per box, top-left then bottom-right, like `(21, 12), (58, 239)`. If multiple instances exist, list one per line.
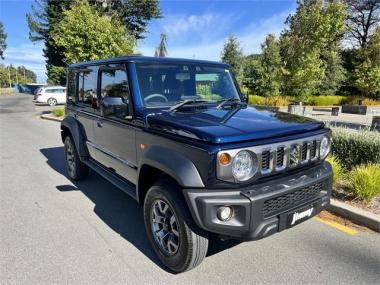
(320, 136), (331, 159)
(232, 150), (257, 181)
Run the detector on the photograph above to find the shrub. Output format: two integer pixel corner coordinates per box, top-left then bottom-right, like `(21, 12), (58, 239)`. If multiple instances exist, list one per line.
(248, 95), (291, 106)
(0, 88), (15, 95)
(326, 155), (344, 184)
(309, 95), (346, 106)
(248, 95), (266, 105)
(341, 96), (380, 106)
(349, 164), (380, 201)
(331, 127), (380, 170)
(52, 108), (65, 117)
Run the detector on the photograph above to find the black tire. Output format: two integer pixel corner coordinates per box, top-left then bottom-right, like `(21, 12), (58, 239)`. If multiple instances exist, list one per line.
(143, 178), (209, 273)
(64, 136), (89, 181)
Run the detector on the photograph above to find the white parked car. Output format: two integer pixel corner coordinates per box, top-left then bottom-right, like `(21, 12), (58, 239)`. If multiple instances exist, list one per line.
(34, 86), (66, 106)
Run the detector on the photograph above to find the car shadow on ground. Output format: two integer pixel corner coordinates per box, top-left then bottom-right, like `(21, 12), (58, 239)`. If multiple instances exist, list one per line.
(40, 146), (240, 272)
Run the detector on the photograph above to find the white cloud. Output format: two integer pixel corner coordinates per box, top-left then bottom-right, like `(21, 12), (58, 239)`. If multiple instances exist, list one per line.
(3, 44), (47, 83)
(138, 8), (294, 61)
(162, 13), (230, 41)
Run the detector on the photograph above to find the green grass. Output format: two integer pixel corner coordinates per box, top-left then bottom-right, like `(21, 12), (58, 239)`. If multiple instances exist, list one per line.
(349, 164), (380, 202)
(326, 155), (344, 184)
(51, 108), (65, 117)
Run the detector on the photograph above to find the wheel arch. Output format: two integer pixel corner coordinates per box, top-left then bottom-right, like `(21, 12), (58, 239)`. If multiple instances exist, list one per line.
(136, 146), (205, 205)
(61, 116), (89, 159)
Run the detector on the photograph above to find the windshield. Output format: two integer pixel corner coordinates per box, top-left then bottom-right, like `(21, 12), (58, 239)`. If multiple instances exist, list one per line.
(135, 62), (240, 107)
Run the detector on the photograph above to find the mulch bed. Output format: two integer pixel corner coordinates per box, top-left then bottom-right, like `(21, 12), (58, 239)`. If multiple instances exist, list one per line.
(316, 210), (370, 232)
(332, 183), (380, 215)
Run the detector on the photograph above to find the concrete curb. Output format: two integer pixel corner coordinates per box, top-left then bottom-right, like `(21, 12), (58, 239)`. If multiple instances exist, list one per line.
(40, 114), (63, 122)
(328, 199), (380, 232)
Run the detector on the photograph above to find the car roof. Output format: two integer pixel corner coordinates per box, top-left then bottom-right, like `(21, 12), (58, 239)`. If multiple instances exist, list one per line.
(69, 55), (230, 69)
(43, 86), (66, 89)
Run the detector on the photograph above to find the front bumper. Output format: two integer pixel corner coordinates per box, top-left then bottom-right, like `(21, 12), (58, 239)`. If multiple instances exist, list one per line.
(183, 161), (332, 241)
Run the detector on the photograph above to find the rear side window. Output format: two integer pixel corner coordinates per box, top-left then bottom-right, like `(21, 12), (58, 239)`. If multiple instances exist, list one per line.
(67, 69), (76, 102)
(77, 67), (97, 105)
(45, 88), (65, 93)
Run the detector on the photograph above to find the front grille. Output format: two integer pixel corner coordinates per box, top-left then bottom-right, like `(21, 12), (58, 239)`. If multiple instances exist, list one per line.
(261, 151), (270, 170)
(301, 142), (308, 161)
(310, 141), (317, 158)
(276, 147), (285, 167)
(289, 144), (301, 167)
(262, 182), (323, 218)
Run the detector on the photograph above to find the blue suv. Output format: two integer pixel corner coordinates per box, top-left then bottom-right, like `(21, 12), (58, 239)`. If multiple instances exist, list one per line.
(61, 56), (333, 272)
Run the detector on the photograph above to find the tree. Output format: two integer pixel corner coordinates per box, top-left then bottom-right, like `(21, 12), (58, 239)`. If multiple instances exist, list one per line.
(255, 34), (282, 96)
(89, 0), (161, 40)
(52, 1), (134, 65)
(241, 54), (261, 94)
(27, 0), (160, 84)
(154, 33), (168, 57)
(0, 64), (37, 86)
(280, 0), (347, 99)
(354, 26), (380, 97)
(221, 35), (244, 79)
(344, 0), (380, 48)
(27, 0), (72, 84)
(0, 21), (7, 60)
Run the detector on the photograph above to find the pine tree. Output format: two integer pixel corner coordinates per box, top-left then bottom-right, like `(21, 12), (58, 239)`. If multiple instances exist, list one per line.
(221, 35), (244, 78)
(256, 34), (282, 96)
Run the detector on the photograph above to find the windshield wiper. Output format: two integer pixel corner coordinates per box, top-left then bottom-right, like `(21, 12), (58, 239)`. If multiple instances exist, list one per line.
(216, 98), (242, 109)
(169, 99), (208, 112)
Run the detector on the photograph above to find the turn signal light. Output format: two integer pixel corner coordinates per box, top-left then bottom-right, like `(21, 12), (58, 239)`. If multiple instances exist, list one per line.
(219, 153), (231, 165)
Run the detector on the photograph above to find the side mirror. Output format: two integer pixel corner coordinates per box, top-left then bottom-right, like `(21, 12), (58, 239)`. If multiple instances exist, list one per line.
(101, 96), (124, 108)
(241, 93), (249, 104)
(91, 97), (98, 109)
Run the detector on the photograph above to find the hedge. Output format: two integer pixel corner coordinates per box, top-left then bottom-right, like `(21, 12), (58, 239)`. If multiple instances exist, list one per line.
(52, 108), (65, 117)
(309, 95), (346, 106)
(248, 95), (380, 107)
(331, 127), (380, 170)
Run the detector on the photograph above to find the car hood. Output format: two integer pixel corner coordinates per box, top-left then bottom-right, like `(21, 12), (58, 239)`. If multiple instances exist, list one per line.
(145, 105), (324, 143)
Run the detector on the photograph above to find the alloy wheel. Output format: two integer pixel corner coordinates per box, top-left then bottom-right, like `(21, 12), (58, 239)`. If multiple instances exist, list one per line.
(150, 199), (180, 255)
(48, 98), (57, 106)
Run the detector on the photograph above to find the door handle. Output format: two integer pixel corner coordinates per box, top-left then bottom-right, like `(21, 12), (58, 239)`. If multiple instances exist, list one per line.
(96, 119), (103, 128)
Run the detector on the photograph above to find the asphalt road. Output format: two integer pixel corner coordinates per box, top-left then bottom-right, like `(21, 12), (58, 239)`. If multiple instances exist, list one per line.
(1, 94), (379, 285)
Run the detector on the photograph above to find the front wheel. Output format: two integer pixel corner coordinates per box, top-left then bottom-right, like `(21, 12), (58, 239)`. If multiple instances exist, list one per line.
(143, 179), (209, 273)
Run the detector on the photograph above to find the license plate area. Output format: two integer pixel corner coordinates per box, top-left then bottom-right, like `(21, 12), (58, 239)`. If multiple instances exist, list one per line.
(286, 203), (316, 227)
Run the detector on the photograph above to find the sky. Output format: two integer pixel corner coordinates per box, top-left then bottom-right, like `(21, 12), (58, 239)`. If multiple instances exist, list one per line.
(0, 0), (297, 83)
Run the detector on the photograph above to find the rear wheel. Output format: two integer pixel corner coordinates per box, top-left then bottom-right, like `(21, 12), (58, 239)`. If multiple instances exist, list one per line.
(143, 178), (209, 273)
(47, 97), (57, 106)
(64, 136), (89, 180)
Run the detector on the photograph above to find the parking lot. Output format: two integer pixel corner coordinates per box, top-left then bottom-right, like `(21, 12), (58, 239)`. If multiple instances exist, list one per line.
(1, 94), (379, 284)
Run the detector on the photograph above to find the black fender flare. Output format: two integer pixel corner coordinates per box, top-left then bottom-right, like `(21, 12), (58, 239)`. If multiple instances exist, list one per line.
(60, 115), (89, 159)
(138, 145), (205, 192)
